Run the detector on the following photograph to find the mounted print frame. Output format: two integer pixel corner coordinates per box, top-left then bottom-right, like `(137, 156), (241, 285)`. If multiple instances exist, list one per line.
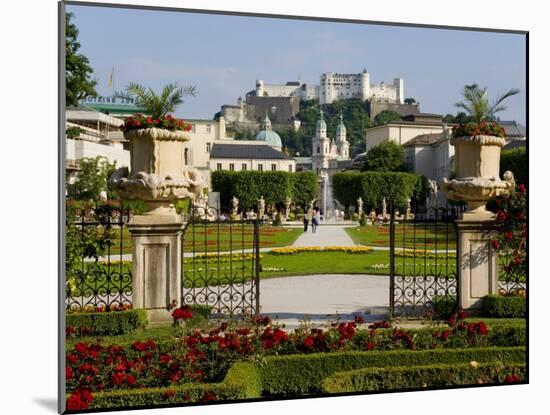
(59, 1), (528, 413)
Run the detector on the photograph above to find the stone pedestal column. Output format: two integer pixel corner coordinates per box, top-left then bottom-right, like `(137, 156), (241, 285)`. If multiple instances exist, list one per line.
(129, 214), (184, 326)
(456, 220), (499, 313)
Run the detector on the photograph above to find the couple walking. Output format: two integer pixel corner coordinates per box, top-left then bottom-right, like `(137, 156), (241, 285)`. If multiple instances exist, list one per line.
(303, 206), (321, 233)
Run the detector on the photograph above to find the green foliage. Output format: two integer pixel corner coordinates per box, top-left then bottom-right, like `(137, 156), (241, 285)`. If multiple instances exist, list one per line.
(432, 295), (457, 320)
(363, 140), (407, 172)
(404, 98), (417, 105)
(291, 171), (318, 208)
(66, 126), (83, 139)
(65, 12), (97, 107)
(442, 112), (474, 124)
(259, 347), (525, 396)
(501, 147), (527, 185)
(483, 295), (526, 318)
(332, 171), (420, 209)
(374, 109), (402, 126)
(115, 82), (196, 119)
(322, 361), (525, 394)
(276, 128), (308, 156)
(66, 309), (148, 336)
(211, 171), (317, 210)
(88, 362), (260, 409)
(68, 156), (116, 201)
(454, 83), (520, 123)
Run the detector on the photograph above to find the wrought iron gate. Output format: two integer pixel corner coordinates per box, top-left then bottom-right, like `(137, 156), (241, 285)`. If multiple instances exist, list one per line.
(389, 200), (462, 318)
(181, 207), (260, 316)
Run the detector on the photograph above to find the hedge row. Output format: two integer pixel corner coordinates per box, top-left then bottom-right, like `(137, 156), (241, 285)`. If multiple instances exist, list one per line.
(483, 295), (526, 318)
(87, 362), (260, 410)
(500, 147), (527, 185)
(322, 361), (526, 394)
(332, 171), (425, 210)
(211, 170), (317, 210)
(66, 309), (147, 336)
(259, 346), (526, 396)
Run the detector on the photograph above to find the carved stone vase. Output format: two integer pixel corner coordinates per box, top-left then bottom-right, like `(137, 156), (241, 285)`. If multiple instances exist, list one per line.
(440, 135), (514, 220)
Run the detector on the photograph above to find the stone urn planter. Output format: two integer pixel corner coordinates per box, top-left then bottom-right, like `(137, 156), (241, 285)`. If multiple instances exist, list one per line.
(110, 127), (205, 219)
(440, 135), (514, 220)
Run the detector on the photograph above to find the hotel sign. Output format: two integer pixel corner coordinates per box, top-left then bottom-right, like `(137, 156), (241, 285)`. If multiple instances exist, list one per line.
(80, 96), (137, 105)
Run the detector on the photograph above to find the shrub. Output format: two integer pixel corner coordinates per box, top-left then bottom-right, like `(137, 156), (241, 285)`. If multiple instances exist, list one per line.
(211, 171), (317, 210)
(66, 309), (147, 337)
(359, 213), (367, 226)
(351, 212), (359, 221)
(322, 361), (526, 394)
(273, 213), (282, 226)
(432, 295), (457, 320)
(332, 171), (421, 209)
(86, 362), (260, 410)
(483, 294), (526, 318)
(260, 346), (525, 396)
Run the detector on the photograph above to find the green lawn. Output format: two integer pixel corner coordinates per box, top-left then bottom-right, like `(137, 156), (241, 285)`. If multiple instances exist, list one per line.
(99, 225), (302, 255)
(346, 224), (457, 249)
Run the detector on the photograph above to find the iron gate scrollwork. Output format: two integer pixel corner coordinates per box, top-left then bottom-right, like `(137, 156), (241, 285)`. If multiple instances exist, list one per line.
(181, 206), (260, 316)
(65, 203), (133, 311)
(389, 199), (462, 318)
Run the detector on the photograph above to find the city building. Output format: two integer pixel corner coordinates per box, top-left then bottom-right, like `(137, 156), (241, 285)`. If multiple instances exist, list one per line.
(207, 114), (295, 173)
(65, 107), (130, 185)
(184, 116), (232, 170)
(364, 113), (448, 151)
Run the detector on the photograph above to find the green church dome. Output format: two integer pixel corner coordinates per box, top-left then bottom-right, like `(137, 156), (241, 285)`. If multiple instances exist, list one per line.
(255, 112), (282, 148)
(317, 109), (327, 130)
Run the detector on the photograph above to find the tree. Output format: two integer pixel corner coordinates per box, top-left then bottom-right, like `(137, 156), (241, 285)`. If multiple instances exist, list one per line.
(454, 83), (520, 123)
(443, 112), (474, 124)
(69, 156), (116, 201)
(363, 140), (407, 172)
(65, 12), (97, 107)
(404, 97), (417, 105)
(115, 82), (197, 119)
(374, 110), (402, 126)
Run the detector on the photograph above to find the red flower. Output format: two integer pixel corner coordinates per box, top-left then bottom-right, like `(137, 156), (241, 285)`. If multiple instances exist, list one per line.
(126, 374), (136, 386)
(172, 305), (193, 320)
(112, 372), (125, 385)
(153, 119), (160, 124)
(515, 211), (525, 221)
(491, 239), (500, 250)
(504, 374), (522, 383)
(457, 310), (467, 320)
(354, 315), (365, 325)
(66, 366), (74, 380)
(132, 341), (147, 352)
(164, 389), (175, 399)
(160, 354), (171, 364)
(303, 336), (315, 348)
(145, 117), (152, 124)
(518, 184), (526, 193)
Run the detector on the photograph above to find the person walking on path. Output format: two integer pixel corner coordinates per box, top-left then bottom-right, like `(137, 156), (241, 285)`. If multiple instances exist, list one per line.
(312, 208), (321, 233)
(305, 206), (314, 233)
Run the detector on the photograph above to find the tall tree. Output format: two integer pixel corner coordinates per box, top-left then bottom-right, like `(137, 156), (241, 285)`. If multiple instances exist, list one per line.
(65, 12), (97, 107)
(374, 109), (402, 126)
(363, 140), (408, 172)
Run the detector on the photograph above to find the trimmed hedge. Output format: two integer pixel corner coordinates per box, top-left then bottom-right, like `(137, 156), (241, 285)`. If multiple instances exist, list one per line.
(322, 361), (526, 394)
(483, 294), (526, 318)
(211, 170), (317, 210)
(87, 362), (261, 409)
(501, 147), (527, 185)
(66, 309), (147, 336)
(432, 295), (457, 320)
(332, 171), (423, 209)
(259, 346), (525, 396)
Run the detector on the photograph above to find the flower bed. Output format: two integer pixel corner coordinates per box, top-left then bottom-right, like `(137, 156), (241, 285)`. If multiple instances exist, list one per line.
(270, 246), (373, 255)
(395, 249), (457, 260)
(322, 361), (525, 394)
(65, 312), (525, 409)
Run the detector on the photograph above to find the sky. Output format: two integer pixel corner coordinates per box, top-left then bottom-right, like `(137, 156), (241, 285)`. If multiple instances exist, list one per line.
(67, 4), (527, 124)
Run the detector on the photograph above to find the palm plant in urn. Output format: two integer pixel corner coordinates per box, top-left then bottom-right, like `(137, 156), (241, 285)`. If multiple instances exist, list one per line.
(440, 84), (519, 220)
(110, 82), (205, 217)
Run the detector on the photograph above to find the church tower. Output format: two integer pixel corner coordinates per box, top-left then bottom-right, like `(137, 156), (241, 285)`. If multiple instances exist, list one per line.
(335, 112), (349, 160)
(312, 110), (331, 171)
